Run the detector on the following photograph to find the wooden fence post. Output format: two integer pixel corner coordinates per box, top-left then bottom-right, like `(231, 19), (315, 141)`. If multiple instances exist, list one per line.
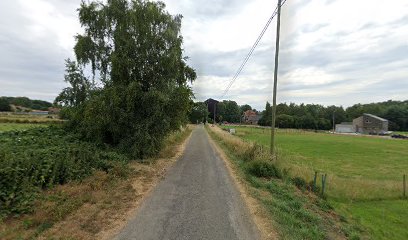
(404, 174), (406, 198)
(321, 174), (327, 196)
(313, 171), (317, 192)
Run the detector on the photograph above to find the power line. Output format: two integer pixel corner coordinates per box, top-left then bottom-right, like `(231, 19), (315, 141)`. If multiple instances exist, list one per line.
(220, 0), (287, 99)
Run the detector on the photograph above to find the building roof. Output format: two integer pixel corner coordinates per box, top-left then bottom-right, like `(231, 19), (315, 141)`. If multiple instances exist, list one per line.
(243, 110), (257, 117)
(363, 113), (388, 122)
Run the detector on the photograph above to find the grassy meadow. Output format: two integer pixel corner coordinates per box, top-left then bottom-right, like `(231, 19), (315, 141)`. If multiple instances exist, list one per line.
(0, 123), (49, 132)
(222, 125), (408, 239)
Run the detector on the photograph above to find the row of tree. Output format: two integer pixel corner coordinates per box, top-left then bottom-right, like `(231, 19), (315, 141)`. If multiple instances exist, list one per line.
(258, 100), (408, 131)
(0, 97), (52, 111)
(55, 0), (196, 158)
(189, 99), (408, 131)
(188, 100), (254, 124)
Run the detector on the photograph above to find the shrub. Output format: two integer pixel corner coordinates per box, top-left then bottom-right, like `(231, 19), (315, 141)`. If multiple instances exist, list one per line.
(246, 160), (282, 179)
(242, 143), (264, 162)
(0, 126), (130, 217)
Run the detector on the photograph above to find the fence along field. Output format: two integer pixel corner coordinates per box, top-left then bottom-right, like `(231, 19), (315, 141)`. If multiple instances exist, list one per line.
(223, 125), (408, 239)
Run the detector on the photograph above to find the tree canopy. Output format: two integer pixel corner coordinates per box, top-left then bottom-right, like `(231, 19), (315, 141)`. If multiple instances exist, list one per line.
(257, 100), (408, 131)
(0, 98), (11, 112)
(0, 97), (52, 111)
(189, 102), (209, 123)
(55, 0), (196, 158)
(215, 100), (241, 123)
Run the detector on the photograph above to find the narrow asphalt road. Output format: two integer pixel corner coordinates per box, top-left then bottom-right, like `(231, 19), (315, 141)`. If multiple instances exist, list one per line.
(114, 125), (260, 240)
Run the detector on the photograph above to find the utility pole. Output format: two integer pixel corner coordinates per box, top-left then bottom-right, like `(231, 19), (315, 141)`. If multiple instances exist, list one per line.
(271, 0), (282, 156)
(332, 110), (336, 133)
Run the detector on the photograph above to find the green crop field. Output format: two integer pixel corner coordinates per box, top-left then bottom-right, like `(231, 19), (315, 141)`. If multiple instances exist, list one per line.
(223, 125), (408, 240)
(0, 123), (49, 132)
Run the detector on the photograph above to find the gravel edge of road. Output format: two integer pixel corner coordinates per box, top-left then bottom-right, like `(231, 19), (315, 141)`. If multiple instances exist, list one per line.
(205, 126), (279, 240)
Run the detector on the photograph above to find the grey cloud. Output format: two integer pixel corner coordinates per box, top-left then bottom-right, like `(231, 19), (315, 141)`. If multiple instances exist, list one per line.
(300, 23), (328, 33)
(0, 0), (78, 101)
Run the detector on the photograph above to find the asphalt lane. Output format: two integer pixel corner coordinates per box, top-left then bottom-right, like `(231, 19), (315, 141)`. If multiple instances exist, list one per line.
(114, 125), (260, 240)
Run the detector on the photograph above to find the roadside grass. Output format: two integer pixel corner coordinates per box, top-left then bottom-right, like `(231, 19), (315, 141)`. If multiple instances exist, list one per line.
(0, 170), (134, 240)
(206, 126), (359, 240)
(222, 125), (408, 239)
(0, 123), (49, 132)
(0, 125), (193, 240)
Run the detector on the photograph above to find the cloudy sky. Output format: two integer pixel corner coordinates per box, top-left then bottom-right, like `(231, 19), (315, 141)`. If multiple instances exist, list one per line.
(1, 0), (407, 110)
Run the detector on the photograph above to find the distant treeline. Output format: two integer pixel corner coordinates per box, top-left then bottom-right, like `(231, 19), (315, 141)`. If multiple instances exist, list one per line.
(0, 96), (52, 111)
(258, 100), (408, 131)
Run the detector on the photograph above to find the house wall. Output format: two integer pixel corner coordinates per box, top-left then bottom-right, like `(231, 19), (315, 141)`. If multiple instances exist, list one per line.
(352, 117), (364, 133)
(335, 124), (354, 133)
(353, 115), (388, 134)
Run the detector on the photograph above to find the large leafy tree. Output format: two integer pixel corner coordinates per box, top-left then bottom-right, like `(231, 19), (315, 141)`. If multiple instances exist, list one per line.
(56, 0), (196, 158)
(258, 102), (272, 126)
(240, 104), (252, 113)
(189, 102), (209, 124)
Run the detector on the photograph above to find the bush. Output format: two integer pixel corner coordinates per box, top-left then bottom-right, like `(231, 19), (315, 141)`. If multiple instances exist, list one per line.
(0, 126), (129, 217)
(242, 143), (264, 162)
(246, 160), (282, 179)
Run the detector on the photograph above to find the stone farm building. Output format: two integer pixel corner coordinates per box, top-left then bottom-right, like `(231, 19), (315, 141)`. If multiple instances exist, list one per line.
(335, 113), (389, 134)
(242, 110), (261, 125)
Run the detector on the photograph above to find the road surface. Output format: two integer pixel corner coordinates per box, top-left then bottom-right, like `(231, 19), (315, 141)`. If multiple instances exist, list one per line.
(114, 125), (260, 240)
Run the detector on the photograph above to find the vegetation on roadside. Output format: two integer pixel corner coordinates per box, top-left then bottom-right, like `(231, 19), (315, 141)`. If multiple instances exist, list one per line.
(55, 0), (196, 159)
(1, 0), (195, 235)
(0, 126), (130, 218)
(223, 125), (408, 239)
(0, 126), (193, 240)
(206, 126), (360, 239)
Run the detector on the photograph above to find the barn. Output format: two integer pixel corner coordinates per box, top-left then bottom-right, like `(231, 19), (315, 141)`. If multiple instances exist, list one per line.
(335, 113), (389, 135)
(353, 113), (388, 134)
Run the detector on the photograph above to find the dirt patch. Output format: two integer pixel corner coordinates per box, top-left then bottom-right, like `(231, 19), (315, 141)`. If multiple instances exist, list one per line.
(206, 127), (279, 240)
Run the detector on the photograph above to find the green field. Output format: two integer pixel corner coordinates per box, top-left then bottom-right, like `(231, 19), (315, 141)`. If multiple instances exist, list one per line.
(0, 123), (48, 132)
(223, 126), (408, 239)
(0, 113), (63, 124)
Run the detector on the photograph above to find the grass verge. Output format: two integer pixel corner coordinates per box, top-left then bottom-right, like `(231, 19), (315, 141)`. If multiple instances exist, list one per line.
(206, 125), (361, 240)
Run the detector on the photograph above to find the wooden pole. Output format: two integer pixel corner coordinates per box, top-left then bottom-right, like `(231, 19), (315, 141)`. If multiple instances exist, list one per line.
(402, 174), (407, 198)
(271, 0), (282, 156)
(321, 174), (327, 196)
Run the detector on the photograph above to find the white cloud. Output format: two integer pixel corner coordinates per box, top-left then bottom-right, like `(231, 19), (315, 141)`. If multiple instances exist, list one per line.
(0, 0), (407, 109)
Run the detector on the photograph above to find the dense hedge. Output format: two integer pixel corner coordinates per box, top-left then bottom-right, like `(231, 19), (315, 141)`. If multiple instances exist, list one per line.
(0, 126), (129, 217)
